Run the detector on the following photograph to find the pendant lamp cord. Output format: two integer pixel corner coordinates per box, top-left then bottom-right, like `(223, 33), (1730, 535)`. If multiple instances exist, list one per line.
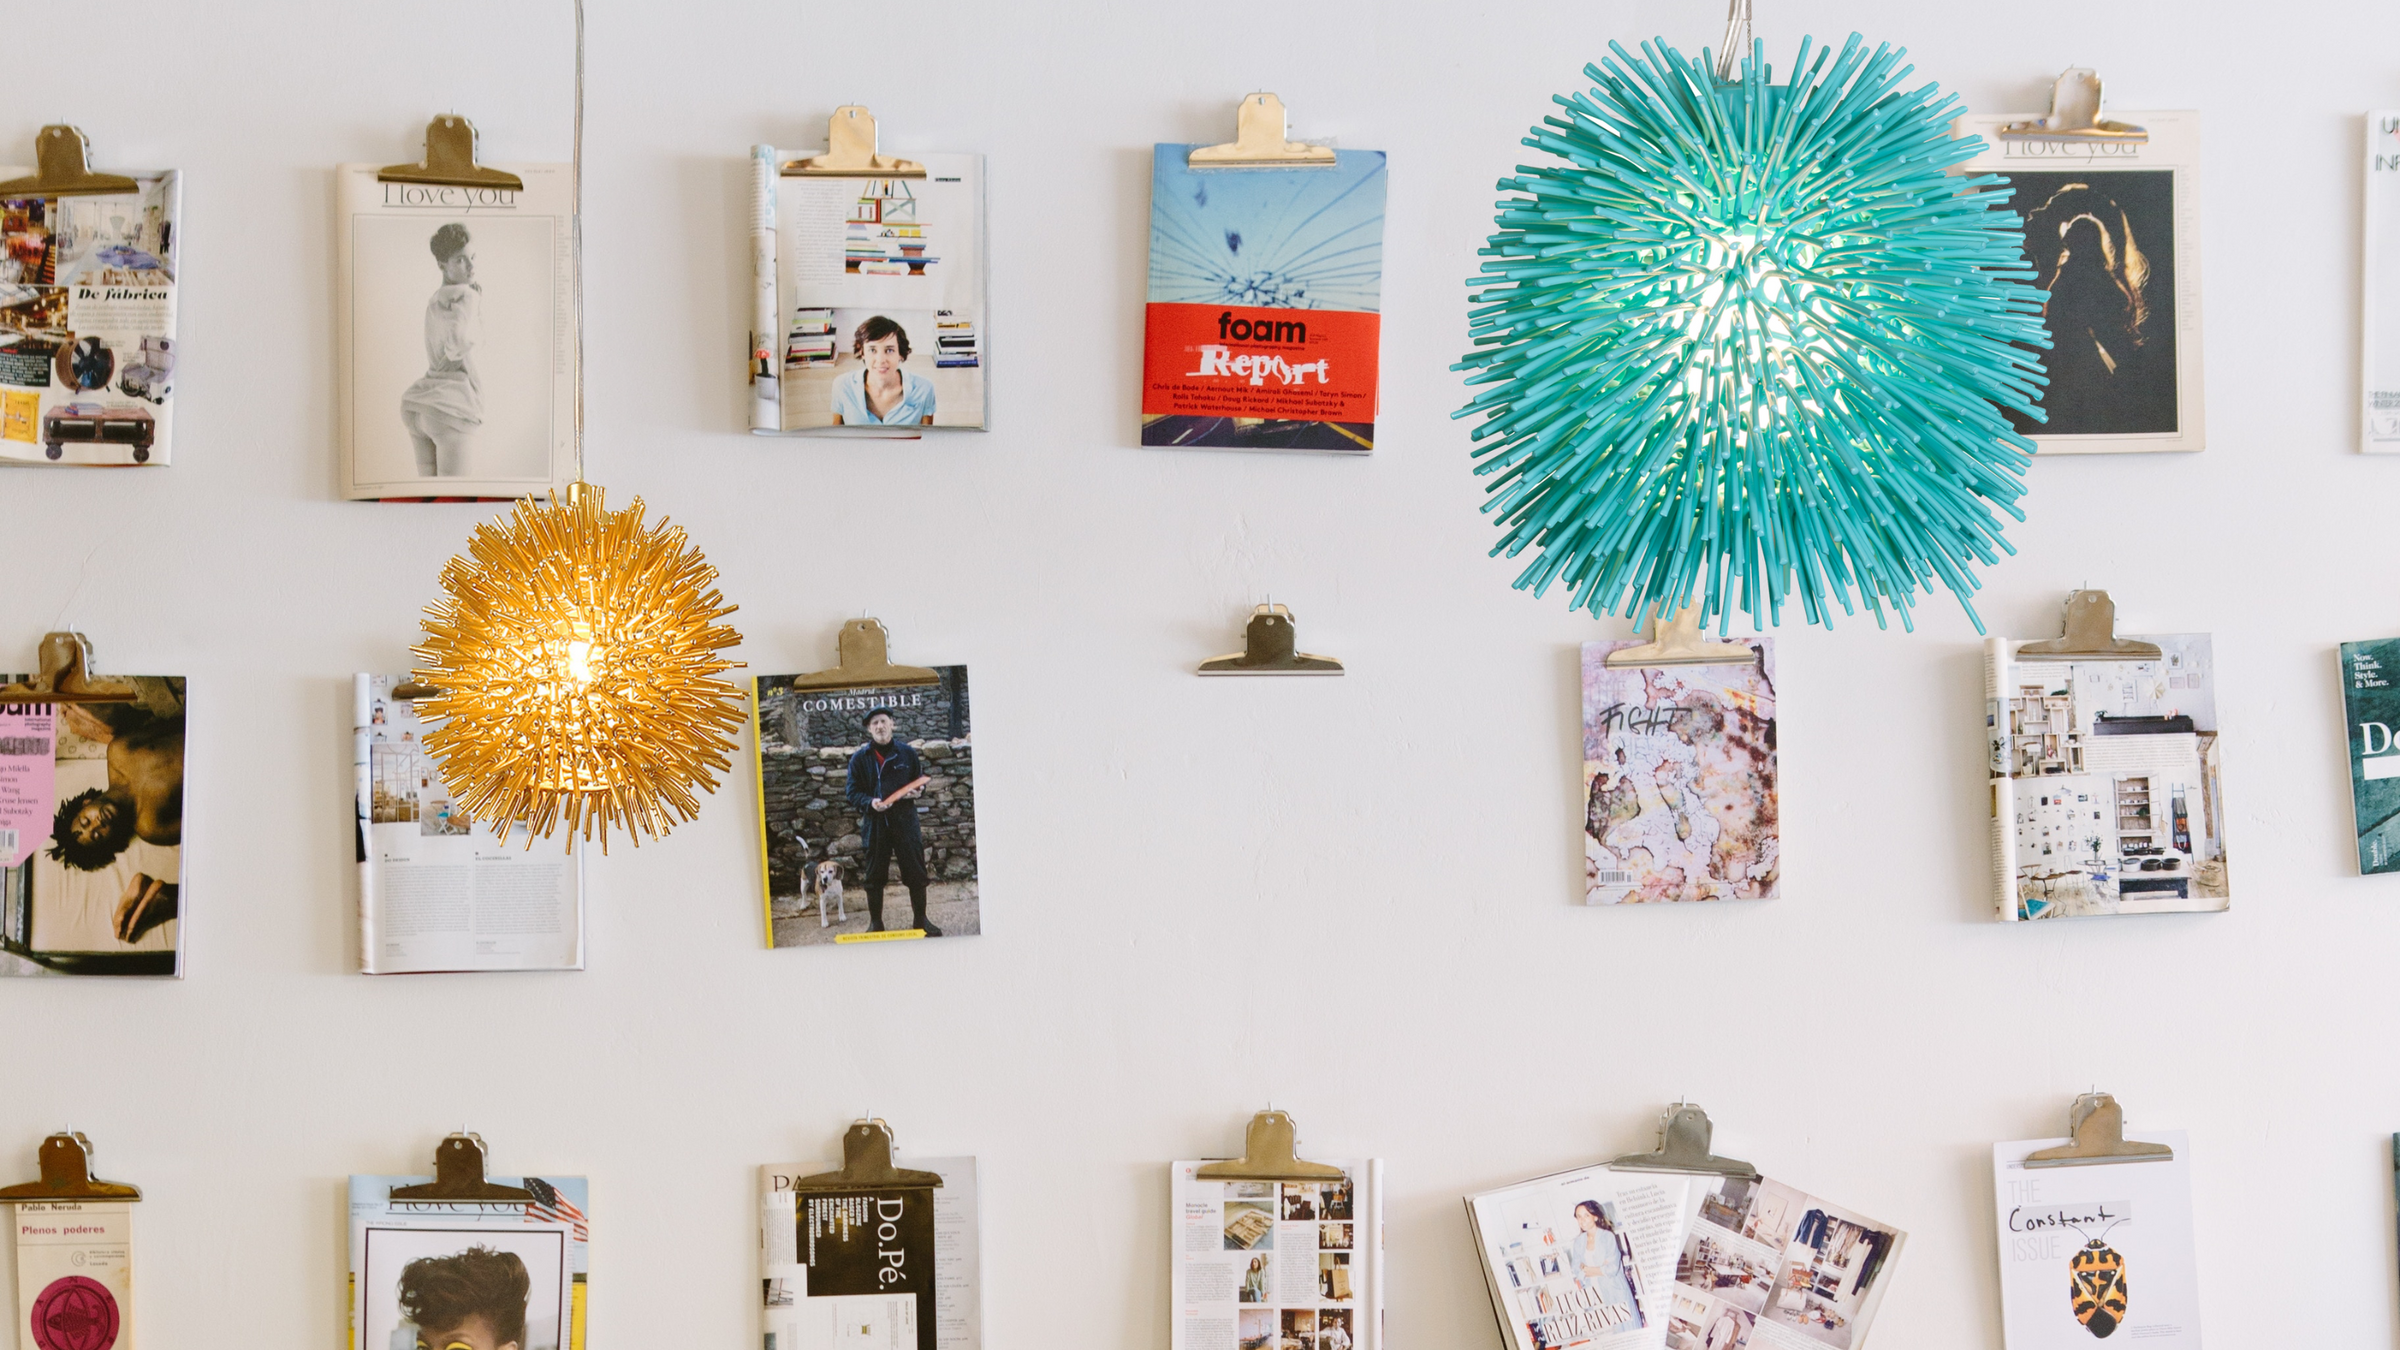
(570, 0), (586, 487)
(1715, 0), (1753, 82)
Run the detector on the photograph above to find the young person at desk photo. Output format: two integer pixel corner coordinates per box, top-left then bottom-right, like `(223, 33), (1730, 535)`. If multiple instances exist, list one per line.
(829, 314), (936, 426)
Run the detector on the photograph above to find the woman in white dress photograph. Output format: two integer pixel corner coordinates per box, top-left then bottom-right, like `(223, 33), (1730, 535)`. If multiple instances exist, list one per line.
(401, 222), (483, 475)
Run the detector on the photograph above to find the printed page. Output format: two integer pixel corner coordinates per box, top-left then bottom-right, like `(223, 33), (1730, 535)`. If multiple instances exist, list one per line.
(349, 1172), (589, 1350)
(2340, 638), (2400, 871)
(13, 1201), (132, 1350)
(1581, 640), (1777, 904)
(1992, 1132), (2198, 1346)
(1990, 635), (2229, 919)
(1141, 146), (1386, 452)
(1952, 112), (2203, 454)
(750, 145), (781, 431)
(356, 675), (584, 973)
(1464, 1163), (1694, 1350)
(772, 152), (985, 434)
(761, 1157), (982, 1350)
(0, 167), (179, 466)
(1985, 639), (2020, 920)
(335, 163), (577, 499)
(0, 674), (184, 979)
(1171, 1160), (1376, 1350)
(1668, 1175), (1904, 1350)
(2366, 114), (2400, 452)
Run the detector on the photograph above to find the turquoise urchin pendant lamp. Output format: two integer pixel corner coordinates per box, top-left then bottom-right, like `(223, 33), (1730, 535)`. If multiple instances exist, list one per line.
(1454, 2), (2050, 633)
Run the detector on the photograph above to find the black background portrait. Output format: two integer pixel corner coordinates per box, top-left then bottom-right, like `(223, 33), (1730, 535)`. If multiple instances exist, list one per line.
(1999, 168), (2179, 437)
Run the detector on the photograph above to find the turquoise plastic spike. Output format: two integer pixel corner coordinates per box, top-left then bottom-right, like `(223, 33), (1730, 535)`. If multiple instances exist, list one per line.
(1453, 35), (2050, 633)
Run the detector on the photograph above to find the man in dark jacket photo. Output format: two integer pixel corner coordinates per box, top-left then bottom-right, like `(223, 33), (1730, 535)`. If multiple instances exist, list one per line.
(845, 707), (941, 935)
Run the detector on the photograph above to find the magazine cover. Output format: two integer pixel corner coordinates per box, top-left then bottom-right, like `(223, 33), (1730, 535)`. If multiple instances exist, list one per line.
(747, 147), (986, 435)
(1582, 639), (1777, 904)
(1953, 112), (2203, 453)
(1668, 1175), (1903, 1350)
(0, 678), (184, 977)
(1171, 1160), (1382, 1350)
(2342, 639), (2400, 872)
(1464, 1164), (1694, 1350)
(1993, 1132), (2198, 1346)
(761, 1157), (982, 1350)
(1141, 144), (1385, 452)
(1985, 634), (2231, 920)
(753, 667), (978, 946)
(354, 675), (585, 972)
(336, 162), (577, 500)
(13, 1200), (132, 1350)
(2365, 113), (2400, 452)
(0, 164), (179, 466)
(348, 1171), (588, 1350)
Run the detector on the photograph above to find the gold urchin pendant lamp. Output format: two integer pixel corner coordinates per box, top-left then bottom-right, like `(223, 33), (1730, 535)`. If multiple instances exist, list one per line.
(410, 0), (744, 851)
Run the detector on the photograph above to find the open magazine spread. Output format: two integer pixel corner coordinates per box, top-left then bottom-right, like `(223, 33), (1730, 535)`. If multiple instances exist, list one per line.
(336, 163), (577, 499)
(1985, 634), (2231, 919)
(1993, 1132), (2199, 1346)
(1951, 112), (2204, 454)
(348, 1173), (589, 1350)
(748, 147), (987, 436)
(1668, 1175), (1902, 1350)
(354, 676), (585, 972)
(1582, 640), (1778, 904)
(13, 1201), (132, 1350)
(1465, 1164), (1693, 1349)
(0, 677), (185, 978)
(0, 165), (179, 466)
(761, 1158), (982, 1350)
(1171, 1160), (1382, 1350)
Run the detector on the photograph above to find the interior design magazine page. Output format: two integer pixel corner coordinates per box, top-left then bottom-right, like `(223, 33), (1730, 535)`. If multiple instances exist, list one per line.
(1464, 1163), (1694, 1350)
(1140, 144), (1386, 452)
(335, 162), (577, 499)
(348, 1172), (589, 1350)
(13, 1199), (133, 1349)
(749, 147), (986, 435)
(1953, 111), (2203, 453)
(1985, 635), (2230, 919)
(1582, 638), (1777, 904)
(1665, 1175), (1903, 1350)
(353, 675), (585, 973)
(760, 1157), (983, 1350)
(2339, 638), (2400, 871)
(0, 163), (179, 466)
(0, 676), (184, 977)
(2365, 112), (2400, 452)
(752, 667), (978, 947)
(1170, 1160), (1382, 1350)
(1992, 1133), (2199, 1346)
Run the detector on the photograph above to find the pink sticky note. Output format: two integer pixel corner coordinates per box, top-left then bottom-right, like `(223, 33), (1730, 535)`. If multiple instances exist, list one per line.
(0, 703), (56, 868)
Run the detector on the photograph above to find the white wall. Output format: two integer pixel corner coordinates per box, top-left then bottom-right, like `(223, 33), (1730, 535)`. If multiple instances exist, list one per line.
(2, 0), (2396, 1344)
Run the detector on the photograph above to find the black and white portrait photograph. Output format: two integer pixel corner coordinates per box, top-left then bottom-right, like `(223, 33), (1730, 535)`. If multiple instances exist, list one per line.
(360, 1229), (569, 1350)
(1955, 110), (2205, 453)
(2000, 170), (2178, 438)
(338, 162), (576, 497)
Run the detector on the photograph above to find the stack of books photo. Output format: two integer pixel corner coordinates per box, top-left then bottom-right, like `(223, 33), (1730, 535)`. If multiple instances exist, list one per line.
(935, 312), (979, 368)
(785, 308), (835, 368)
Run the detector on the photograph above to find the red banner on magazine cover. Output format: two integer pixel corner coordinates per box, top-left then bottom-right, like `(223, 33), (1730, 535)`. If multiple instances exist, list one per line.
(1142, 303), (1380, 424)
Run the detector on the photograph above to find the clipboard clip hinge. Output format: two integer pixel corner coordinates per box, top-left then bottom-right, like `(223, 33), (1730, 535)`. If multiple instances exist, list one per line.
(1998, 69), (2148, 144)
(1199, 604), (1344, 676)
(2022, 1093), (2174, 1168)
(1608, 1101), (1761, 1181)
(378, 115), (526, 190)
(0, 127), (139, 199)
(0, 632), (139, 705)
(783, 107), (927, 179)
(1188, 94), (1337, 170)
